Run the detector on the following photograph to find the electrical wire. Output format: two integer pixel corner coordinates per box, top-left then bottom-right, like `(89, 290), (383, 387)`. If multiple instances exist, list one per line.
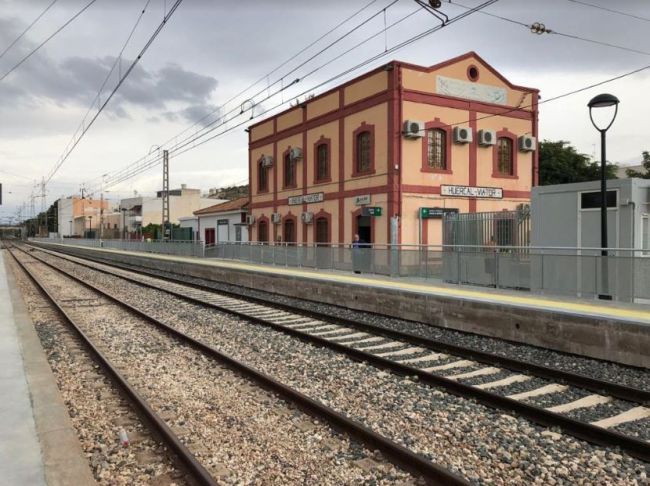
(43, 0), (184, 187)
(566, 0), (650, 23)
(94, 0), (500, 193)
(0, 0), (59, 61)
(0, 0), (98, 82)
(451, 1), (650, 57)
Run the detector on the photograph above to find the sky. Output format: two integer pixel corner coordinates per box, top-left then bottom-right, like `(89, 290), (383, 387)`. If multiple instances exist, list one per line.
(0, 0), (648, 223)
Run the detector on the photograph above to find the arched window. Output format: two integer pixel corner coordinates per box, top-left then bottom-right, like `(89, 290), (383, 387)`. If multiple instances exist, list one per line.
(496, 137), (514, 175)
(283, 152), (296, 188)
(315, 217), (329, 244)
(258, 220), (268, 243)
(427, 128), (446, 170)
(258, 161), (268, 193)
(284, 218), (295, 245)
(316, 143), (329, 182)
(355, 130), (372, 173)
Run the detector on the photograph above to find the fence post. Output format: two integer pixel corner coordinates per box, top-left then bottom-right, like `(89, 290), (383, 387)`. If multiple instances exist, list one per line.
(494, 251), (499, 289)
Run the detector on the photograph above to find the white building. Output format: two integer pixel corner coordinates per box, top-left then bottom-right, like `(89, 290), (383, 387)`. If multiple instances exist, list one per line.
(193, 197), (249, 245)
(119, 185), (222, 237)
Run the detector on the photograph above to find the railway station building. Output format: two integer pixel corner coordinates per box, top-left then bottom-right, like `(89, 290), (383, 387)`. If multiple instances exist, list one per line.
(247, 51), (539, 246)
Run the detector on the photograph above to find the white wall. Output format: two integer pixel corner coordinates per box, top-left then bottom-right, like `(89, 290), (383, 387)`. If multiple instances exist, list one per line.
(57, 198), (73, 236)
(198, 210), (248, 243)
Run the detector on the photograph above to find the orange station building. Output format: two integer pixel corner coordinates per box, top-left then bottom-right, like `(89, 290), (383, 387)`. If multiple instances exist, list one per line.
(248, 52), (539, 246)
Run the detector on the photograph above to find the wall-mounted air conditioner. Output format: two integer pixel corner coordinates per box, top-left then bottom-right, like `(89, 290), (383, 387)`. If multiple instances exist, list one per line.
(478, 129), (496, 146)
(518, 135), (536, 152)
(245, 215), (256, 225)
(453, 126), (472, 144)
(260, 155), (274, 168)
(271, 213), (281, 224)
(301, 212), (313, 224)
(289, 147), (303, 161)
(402, 120), (424, 139)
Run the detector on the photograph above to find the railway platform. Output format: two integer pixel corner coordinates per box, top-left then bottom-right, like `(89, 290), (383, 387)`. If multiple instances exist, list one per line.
(30, 240), (650, 369)
(0, 249), (94, 486)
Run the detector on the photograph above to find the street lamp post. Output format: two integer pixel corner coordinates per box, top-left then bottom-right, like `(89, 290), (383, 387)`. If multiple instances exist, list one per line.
(89, 216), (93, 239)
(121, 208), (127, 240)
(588, 93), (619, 300)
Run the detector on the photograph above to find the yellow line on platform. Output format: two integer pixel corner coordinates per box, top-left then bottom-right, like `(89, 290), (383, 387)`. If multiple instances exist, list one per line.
(41, 242), (650, 324)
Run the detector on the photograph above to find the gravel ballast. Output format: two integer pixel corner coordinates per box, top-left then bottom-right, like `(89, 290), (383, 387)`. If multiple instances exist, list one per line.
(34, 248), (650, 485)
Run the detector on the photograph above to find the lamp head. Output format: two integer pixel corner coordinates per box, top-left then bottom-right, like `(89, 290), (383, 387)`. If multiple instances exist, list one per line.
(588, 93), (619, 109)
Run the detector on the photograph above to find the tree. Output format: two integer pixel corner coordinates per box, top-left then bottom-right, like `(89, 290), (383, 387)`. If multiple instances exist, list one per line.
(625, 151), (650, 179)
(539, 140), (618, 186)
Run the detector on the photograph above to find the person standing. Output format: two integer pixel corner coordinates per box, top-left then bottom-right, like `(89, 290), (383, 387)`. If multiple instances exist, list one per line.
(352, 233), (363, 274)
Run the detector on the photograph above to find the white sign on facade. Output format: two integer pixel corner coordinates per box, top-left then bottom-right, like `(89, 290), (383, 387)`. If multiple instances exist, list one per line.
(354, 194), (371, 206)
(288, 192), (324, 206)
(441, 185), (503, 199)
(436, 75), (507, 105)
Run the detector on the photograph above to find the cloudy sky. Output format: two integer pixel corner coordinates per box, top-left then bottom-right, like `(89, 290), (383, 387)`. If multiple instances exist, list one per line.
(0, 0), (648, 221)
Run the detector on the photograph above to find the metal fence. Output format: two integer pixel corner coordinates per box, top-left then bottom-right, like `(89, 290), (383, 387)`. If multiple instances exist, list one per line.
(444, 207), (530, 248)
(30, 237), (650, 303)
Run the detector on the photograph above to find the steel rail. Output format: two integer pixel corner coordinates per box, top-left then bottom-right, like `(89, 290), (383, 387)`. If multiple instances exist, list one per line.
(5, 246), (219, 486)
(29, 242), (650, 404)
(11, 244), (467, 485)
(20, 243), (650, 463)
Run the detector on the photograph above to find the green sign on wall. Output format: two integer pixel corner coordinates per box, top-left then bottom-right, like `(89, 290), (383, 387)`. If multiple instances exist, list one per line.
(419, 207), (458, 219)
(362, 206), (383, 217)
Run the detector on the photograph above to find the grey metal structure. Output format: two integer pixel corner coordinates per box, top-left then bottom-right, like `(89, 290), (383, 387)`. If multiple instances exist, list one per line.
(532, 178), (650, 302)
(443, 207), (530, 248)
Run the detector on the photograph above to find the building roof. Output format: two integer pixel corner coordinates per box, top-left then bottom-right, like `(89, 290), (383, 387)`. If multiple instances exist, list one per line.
(193, 197), (249, 216)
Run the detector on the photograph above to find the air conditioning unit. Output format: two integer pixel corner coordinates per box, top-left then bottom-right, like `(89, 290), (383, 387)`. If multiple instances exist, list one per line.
(402, 120), (424, 139)
(453, 126), (473, 144)
(477, 129), (496, 146)
(518, 135), (537, 152)
(289, 147), (303, 161)
(260, 155), (274, 168)
(245, 215), (255, 225)
(301, 212), (313, 224)
(271, 213), (281, 224)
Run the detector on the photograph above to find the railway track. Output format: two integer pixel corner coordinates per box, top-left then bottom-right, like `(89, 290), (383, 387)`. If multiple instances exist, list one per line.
(22, 242), (650, 464)
(8, 244), (465, 485)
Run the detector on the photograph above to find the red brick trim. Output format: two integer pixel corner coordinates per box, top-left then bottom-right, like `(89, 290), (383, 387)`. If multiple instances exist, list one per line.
(338, 115), (345, 243)
(272, 141), (278, 242)
(282, 146), (298, 189)
(256, 215), (269, 243)
(351, 207), (375, 245)
(281, 212), (298, 244)
(492, 129), (519, 179)
(313, 209), (332, 244)
(469, 111), (477, 212)
(467, 64), (480, 82)
(249, 185), (390, 209)
(313, 136), (332, 184)
(302, 110), (308, 244)
(250, 91), (390, 150)
(402, 90), (533, 120)
(420, 118), (452, 174)
(256, 157), (269, 194)
(352, 122), (376, 177)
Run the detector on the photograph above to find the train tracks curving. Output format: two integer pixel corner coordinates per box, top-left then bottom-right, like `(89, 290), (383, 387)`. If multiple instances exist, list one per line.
(21, 242), (650, 466)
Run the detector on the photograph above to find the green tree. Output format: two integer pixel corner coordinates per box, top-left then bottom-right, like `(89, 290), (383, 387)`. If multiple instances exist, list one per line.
(625, 151), (650, 179)
(539, 140), (618, 186)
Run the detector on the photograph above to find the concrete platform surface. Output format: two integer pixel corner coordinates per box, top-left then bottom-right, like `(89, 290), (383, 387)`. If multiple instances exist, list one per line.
(31, 241), (650, 368)
(0, 250), (95, 486)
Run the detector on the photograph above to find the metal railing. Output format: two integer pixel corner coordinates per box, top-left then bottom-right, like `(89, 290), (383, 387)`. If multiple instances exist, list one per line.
(30, 238), (650, 303)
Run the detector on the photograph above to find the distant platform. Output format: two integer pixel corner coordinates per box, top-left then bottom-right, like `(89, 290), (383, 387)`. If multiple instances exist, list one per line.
(31, 241), (650, 368)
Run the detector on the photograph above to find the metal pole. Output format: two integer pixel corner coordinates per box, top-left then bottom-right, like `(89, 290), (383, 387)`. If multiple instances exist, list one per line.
(599, 129), (611, 300)
(162, 150), (170, 241)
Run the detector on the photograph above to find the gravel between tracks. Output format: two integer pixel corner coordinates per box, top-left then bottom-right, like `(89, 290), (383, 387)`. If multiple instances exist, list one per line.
(25, 253), (417, 485)
(41, 250), (650, 485)
(7, 254), (187, 485)
(84, 254), (650, 393)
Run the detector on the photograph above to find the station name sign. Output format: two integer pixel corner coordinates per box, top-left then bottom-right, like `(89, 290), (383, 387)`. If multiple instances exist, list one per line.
(288, 192), (324, 206)
(441, 185), (503, 199)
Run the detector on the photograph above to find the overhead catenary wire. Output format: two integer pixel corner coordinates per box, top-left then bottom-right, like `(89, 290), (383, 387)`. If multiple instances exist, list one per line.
(0, 0), (60, 61)
(565, 0), (650, 23)
(85, 0), (409, 192)
(0, 0), (98, 82)
(94, 0), (500, 193)
(42, 0), (184, 187)
(451, 1), (650, 57)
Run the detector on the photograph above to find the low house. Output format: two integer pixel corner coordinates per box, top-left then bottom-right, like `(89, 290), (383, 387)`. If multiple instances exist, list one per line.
(193, 197), (249, 245)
